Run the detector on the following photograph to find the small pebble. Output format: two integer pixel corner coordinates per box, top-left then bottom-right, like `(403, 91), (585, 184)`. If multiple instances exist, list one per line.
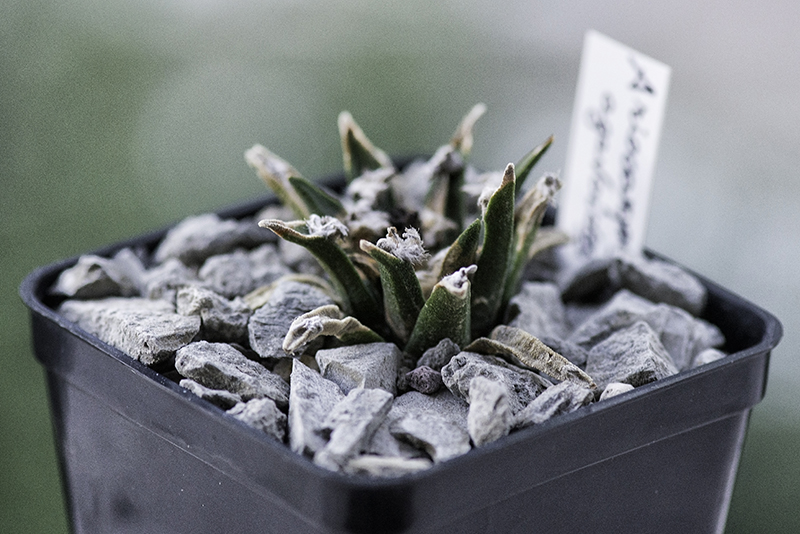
(405, 366), (443, 394)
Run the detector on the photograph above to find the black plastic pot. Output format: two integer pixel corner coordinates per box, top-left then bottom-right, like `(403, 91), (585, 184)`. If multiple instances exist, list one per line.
(21, 190), (782, 534)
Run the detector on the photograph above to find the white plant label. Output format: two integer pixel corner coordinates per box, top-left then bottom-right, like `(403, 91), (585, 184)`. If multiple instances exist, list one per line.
(558, 30), (671, 260)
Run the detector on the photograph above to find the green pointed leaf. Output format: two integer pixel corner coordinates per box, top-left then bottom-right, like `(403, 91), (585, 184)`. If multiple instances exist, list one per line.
(514, 135), (553, 196)
(360, 231), (426, 342)
(245, 145), (309, 218)
(442, 168), (465, 242)
(405, 265), (476, 357)
(466, 325), (596, 388)
(471, 163), (516, 337)
(258, 219), (381, 330)
(439, 217), (481, 278)
(424, 145), (465, 246)
(504, 173), (562, 303)
(288, 176), (345, 217)
(283, 305), (383, 354)
(338, 111), (394, 182)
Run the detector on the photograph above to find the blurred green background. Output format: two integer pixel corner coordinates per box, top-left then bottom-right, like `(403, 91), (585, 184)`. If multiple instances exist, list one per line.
(2, 1), (798, 532)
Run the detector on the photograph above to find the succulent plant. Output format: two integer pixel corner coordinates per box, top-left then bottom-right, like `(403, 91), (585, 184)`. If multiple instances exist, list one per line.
(246, 105), (591, 386)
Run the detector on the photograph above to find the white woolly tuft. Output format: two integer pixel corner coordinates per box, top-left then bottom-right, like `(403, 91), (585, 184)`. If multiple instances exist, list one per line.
(376, 227), (430, 265)
(305, 214), (349, 239)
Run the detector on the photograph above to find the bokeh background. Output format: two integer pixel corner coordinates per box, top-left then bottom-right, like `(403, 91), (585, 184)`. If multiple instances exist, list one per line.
(2, 1), (798, 532)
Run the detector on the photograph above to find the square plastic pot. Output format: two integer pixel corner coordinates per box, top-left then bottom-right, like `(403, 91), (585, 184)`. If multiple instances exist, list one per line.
(21, 189), (782, 534)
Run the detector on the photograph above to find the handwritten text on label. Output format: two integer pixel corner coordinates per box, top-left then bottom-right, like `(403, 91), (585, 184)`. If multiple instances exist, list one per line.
(558, 31), (671, 260)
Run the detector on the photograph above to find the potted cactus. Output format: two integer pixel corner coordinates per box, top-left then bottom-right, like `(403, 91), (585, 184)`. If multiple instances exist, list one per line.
(21, 105), (782, 533)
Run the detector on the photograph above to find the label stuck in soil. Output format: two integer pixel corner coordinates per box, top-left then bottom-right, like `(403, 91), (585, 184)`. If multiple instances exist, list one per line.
(558, 30), (671, 260)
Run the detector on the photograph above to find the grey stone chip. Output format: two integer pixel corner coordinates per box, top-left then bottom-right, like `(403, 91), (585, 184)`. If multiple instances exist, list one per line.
(568, 290), (656, 349)
(586, 321), (678, 390)
(227, 397), (287, 442)
(51, 254), (138, 299)
(198, 244), (290, 299)
(567, 289), (724, 370)
(598, 382), (635, 401)
(315, 342), (401, 395)
(506, 281), (569, 339)
(559, 254), (707, 317)
(691, 348), (727, 368)
(441, 352), (552, 415)
(416, 338), (461, 371)
(514, 380), (595, 428)
(288, 359), (345, 456)
(179, 378), (242, 409)
(142, 258), (199, 302)
(176, 285), (252, 344)
(388, 390), (471, 463)
(363, 417), (429, 459)
(314, 388), (394, 471)
(175, 341), (290, 408)
(58, 297), (201, 365)
(154, 213), (272, 265)
(344, 456), (433, 477)
(559, 257), (617, 303)
(467, 376), (512, 446)
(641, 303), (724, 370)
(248, 281), (335, 361)
(613, 254), (707, 316)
